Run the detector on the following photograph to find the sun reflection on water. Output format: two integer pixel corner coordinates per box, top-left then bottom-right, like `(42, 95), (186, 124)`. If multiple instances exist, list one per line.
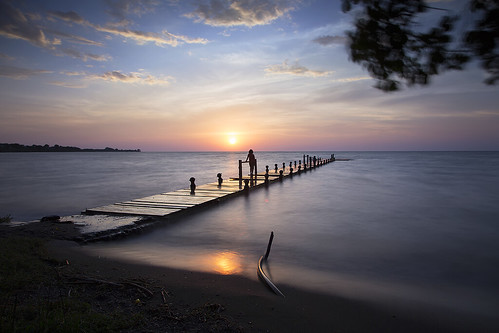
(211, 251), (242, 275)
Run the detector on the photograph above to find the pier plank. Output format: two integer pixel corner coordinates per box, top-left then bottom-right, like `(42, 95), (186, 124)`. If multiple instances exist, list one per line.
(86, 204), (181, 216)
(132, 195), (214, 205)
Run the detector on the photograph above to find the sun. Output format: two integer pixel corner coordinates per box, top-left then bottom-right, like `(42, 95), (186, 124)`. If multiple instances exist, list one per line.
(227, 132), (238, 145)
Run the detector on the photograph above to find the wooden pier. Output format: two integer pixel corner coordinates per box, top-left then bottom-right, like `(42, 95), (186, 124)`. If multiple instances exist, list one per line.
(84, 154), (335, 217)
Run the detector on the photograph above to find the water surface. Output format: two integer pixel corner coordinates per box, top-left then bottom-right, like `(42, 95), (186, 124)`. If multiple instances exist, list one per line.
(2, 151), (499, 320)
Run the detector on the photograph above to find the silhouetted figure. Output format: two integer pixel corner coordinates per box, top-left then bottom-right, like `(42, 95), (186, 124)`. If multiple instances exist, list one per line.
(217, 173), (223, 187)
(189, 177), (196, 194)
(245, 149), (256, 176)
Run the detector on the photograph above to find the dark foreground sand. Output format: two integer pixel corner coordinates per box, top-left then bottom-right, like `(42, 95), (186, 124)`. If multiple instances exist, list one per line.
(5, 220), (499, 332)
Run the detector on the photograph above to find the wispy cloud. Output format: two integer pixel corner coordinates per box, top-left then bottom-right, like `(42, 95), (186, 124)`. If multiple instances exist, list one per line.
(334, 76), (371, 82)
(312, 35), (346, 46)
(90, 70), (173, 85)
(48, 80), (87, 89)
(48, 10), (88, 25)
(95, 26), (208, 46)
(61, 71), (87, 76)
(0, 52), (14, 60)
(0, 0), (60, 48)
(59, 48), (111, 62)
(105, 0), (160, 21)
(185, 0), (299, 27)
(0, 65), (52, 79)
(44, 5), (209, 51)
(49, 30), (103, 46)
(265, 60), (332, 77)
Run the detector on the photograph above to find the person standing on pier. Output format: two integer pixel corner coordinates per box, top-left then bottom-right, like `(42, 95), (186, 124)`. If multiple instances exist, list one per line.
(245, 149), (256, 176)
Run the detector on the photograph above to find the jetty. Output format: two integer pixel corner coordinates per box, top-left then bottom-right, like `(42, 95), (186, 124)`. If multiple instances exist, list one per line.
(84, 154), (335, 218)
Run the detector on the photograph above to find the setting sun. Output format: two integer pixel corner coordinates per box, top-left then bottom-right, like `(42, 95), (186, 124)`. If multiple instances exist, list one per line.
(227, 132), (238, 146)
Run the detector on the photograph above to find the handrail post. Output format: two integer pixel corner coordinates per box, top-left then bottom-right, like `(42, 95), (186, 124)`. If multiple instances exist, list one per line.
(254, 159), (258, 185)
(238, 159), (243, 188)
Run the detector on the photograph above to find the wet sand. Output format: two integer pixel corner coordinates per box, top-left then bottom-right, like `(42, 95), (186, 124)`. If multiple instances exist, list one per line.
(4, 220), (497, 332)
(47, 239), (497, 332)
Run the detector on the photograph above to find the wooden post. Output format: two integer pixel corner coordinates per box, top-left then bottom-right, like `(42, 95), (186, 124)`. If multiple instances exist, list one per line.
(274, 164), (278, 173)
(238, 160), (243, 188)
(282, 162), (286, 172)
(217, 173), (223, 187)
(279, 170), (283, 181)
(254, 159), (258, 185)
(264, 231), (274, 260)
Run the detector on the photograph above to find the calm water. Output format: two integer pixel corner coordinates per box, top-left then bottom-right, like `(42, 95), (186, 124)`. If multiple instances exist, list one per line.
(2, 151), (499, 320)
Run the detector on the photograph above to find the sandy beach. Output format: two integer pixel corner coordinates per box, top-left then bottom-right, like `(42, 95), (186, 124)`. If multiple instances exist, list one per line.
(2, 220), (497, 332)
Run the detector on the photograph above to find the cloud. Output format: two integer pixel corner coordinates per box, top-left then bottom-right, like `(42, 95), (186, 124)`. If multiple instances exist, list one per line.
(4, 2), (206, 56)
(61, 71), (87, 76)
(49, 30), (103, 46)
(0, 0), (60, 48)
(0, 52), (14, 60)
(0, 65), (52, 79)
(265, 60), (331, 77)
(185, 0), (298, 27)
(49, 8), (209, 47)
(91, 70), (173, 85)
(312, 35), (346, 46)
(334, 76), (371, 82)
(59, 48), (111, 62)
(170, 32), (210, 45)
(95, 25), (208, 46)
(105, 0), (160, 21)
(48, 81), (87, 89)
(48, 10), (87, 25)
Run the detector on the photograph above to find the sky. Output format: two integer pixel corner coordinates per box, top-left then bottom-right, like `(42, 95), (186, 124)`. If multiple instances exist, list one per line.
(0, 0), (498, 151)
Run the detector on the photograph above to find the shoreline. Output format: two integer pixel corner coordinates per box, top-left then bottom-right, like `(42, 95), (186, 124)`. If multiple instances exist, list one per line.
(3, 220), (498, 332)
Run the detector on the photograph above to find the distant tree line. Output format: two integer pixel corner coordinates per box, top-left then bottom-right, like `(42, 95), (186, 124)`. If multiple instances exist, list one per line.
(0, 143), (141, 152)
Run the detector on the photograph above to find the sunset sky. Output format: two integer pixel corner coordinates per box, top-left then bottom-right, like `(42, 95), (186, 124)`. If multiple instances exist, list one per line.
(1, 0), (498, 151)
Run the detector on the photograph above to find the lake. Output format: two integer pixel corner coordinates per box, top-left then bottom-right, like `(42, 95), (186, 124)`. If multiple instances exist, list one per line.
(2, 151), (499, 321)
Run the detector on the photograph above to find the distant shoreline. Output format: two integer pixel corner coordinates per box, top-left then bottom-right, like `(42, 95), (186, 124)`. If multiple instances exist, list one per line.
(0, 143), (141, 153)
